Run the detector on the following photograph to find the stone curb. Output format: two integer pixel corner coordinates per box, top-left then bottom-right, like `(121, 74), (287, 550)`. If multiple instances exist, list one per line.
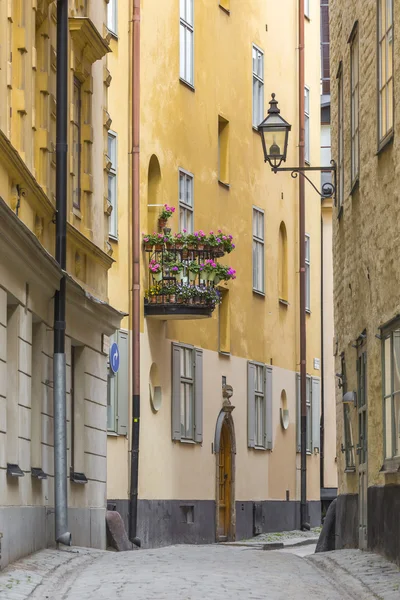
(221, 537), (319, 550)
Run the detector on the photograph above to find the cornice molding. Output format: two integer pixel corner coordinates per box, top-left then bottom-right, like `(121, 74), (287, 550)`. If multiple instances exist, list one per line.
(0, 131), (55, 218)
(67, 222), (115, 270)
(69, 17), (111, 64)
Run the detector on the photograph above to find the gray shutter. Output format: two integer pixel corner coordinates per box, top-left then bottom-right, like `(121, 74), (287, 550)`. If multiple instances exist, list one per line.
(171, 344), (181, 441)
(296, 373), (301, 453)
(247, 362), (256, 448)
(194, 348), (203, 443)
(311, 377), (321, 452)
(117, 330), (129, 435)
(265, 366), (273, 449)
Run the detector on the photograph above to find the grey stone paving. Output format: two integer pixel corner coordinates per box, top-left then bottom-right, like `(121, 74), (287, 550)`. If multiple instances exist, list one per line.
(0, 544), (399, 599)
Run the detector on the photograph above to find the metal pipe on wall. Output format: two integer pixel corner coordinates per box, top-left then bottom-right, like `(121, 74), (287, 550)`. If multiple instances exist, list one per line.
(129, 0), (141, 546)
(53, 0), (71, 547)
(298, 0), (309, 531)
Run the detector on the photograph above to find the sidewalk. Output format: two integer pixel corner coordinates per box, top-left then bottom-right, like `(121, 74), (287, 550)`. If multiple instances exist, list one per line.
(222, 527), (321, 549)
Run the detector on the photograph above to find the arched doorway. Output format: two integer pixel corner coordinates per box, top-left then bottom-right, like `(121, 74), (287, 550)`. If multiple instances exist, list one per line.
(215, 409), (236, 541)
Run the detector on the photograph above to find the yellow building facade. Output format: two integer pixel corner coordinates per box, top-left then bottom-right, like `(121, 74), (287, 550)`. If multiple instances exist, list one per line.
(0, 0), (122, 568)
(107, 0), (326, 546)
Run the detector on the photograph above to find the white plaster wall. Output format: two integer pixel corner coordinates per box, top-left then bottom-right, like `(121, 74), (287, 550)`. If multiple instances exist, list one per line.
(138, 325), (321, 504)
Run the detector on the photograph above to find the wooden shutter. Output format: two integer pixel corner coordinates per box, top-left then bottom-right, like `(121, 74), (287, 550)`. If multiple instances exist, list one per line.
(265, 366), (273, 450)
(296, 373), (301, 453)
(311, 377), (321, 452)
(194, 348), (203, 443)
(116, 330), (129, 435)
(171, 344), (181, 441)
(247, 362), (256, 448)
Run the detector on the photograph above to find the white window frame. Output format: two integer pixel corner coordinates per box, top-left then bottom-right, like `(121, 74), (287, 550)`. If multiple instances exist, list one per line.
(107, 0), (117, 35)
(252, 207), (265, 294)
(378, 0), (394, 144)
(337, 65), (344, 210)
(383, 328), (400, 461)
(252, 44), (264, 128)
(305, 234), (310, 312)
(179, 168), (194, 233)
(254, 363), (266, 448)
(108, 131), (118, 239)
(179, 345), (195, 441)
(350, 27), (359, 185)
(305, 0), (310, 18)
(180, 0), (194, 86)
(304, 86), (310, 164)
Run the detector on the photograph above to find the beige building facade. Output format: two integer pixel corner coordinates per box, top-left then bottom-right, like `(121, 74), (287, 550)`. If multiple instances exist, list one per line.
(0, 1), (122, 569)
(331, 0), (400, 564)
(106, 0), (333, 547)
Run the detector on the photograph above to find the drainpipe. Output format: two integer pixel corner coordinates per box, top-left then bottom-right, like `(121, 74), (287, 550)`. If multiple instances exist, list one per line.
(320, 212), (325, 492)
(53, 0), (71, 547)
(299, 0), (309, 531)
(129, 0), (141, 547)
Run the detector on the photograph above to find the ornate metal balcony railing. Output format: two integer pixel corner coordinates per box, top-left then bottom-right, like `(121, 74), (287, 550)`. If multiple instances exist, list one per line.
(143, 232), (236, 320)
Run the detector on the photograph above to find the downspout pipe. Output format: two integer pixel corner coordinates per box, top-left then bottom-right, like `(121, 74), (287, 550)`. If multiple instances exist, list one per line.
(320, 211), (325, 492)
(53, 0), (71, 547)
(129, 0), (141, 547)
(299, 0), (309, 531)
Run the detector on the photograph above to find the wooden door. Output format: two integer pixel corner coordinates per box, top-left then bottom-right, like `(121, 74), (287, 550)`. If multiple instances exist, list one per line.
(217, 422), (231, 541)
(357, 349), (368, 549)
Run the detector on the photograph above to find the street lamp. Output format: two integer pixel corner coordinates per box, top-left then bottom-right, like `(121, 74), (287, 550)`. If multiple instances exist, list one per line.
(259, 94), (337, 199)
(258, 93), (291, 170)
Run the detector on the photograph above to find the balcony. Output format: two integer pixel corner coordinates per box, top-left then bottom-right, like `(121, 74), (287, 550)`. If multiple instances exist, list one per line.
(143, 230), (236, 321)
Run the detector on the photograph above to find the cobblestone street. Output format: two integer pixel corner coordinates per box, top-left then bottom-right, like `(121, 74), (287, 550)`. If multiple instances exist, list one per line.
(1, 544), (400, 600)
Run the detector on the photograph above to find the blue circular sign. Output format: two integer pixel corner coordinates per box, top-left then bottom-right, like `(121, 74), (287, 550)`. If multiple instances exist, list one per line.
(110, 342), (120, 374)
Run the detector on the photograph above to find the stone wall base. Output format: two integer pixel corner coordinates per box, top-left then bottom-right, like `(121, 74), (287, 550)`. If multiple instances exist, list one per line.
(108, 498), (321, 548)
(368, 485), (400, 565)
(0, 506), (106, 570)
(335, 493), (358, 549)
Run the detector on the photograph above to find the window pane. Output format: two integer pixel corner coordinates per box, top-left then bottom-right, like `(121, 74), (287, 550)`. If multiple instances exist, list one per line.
(305, 115), (310, 162)
(306, 404), (311, 451)
(186, 175), (193, 206)
(395, 392), (400, 456)
(180, 23), (185, 79)
(186, 0), (193, 26)
(380, 0), (386, 38)
(385, 395), (393, 458)
(384, 336), (392, 395)
(180, 0), (185, 19)
(387, 0), (393, 28)
(186, 28), (193, 84)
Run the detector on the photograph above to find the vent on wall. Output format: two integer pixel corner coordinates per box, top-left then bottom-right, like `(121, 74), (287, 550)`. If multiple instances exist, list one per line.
(180, 505), (194, 524)
(253, 502), (263, 535)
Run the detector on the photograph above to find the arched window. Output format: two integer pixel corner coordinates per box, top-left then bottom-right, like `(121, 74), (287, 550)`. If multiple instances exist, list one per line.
(147, 155), (162, 231)
(279, 222), (288, 303)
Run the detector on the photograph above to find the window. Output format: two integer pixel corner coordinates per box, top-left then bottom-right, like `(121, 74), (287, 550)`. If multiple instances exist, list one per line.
(218, 116), (230, 185)
(172, 344), (203, 443)
(253, 207), (264, 293)
(107, 331), (129, 435)
(108, 132), (118, 238)
(321, 0), (330, 95)
(341, 353), (355, 470)
(304, 87), (310, 163)
(305, 0), (310, 18)
(252, 45), (264, 127)
(350, 27), (359, 184)
(357, 348), (367, 466)
(306, 375), (312, 452)
(378, 0), (393, 144)
(305, 235), (310, 312)
(337, 65), (344, 211)
(107, 0), (117, 34)
(247, 362), (272, 450)
(72, 78), (82, 209)
(179, 169), (194, 232)
(180, 0), (194, 86)
(296, 374), (320, 454)
(278, 222), (288, 303)
(383, 328), (400, 460)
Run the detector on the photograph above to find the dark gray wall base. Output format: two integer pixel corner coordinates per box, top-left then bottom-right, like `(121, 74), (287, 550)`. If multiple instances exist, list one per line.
(109, 498), (321, 548)
(335, 493), (358, 549)
(368, 485), (400, 565)
(236, 500), (321, 541)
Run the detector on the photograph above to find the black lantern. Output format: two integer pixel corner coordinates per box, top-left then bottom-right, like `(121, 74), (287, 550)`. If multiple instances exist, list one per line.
(258, 94), (291, 170)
